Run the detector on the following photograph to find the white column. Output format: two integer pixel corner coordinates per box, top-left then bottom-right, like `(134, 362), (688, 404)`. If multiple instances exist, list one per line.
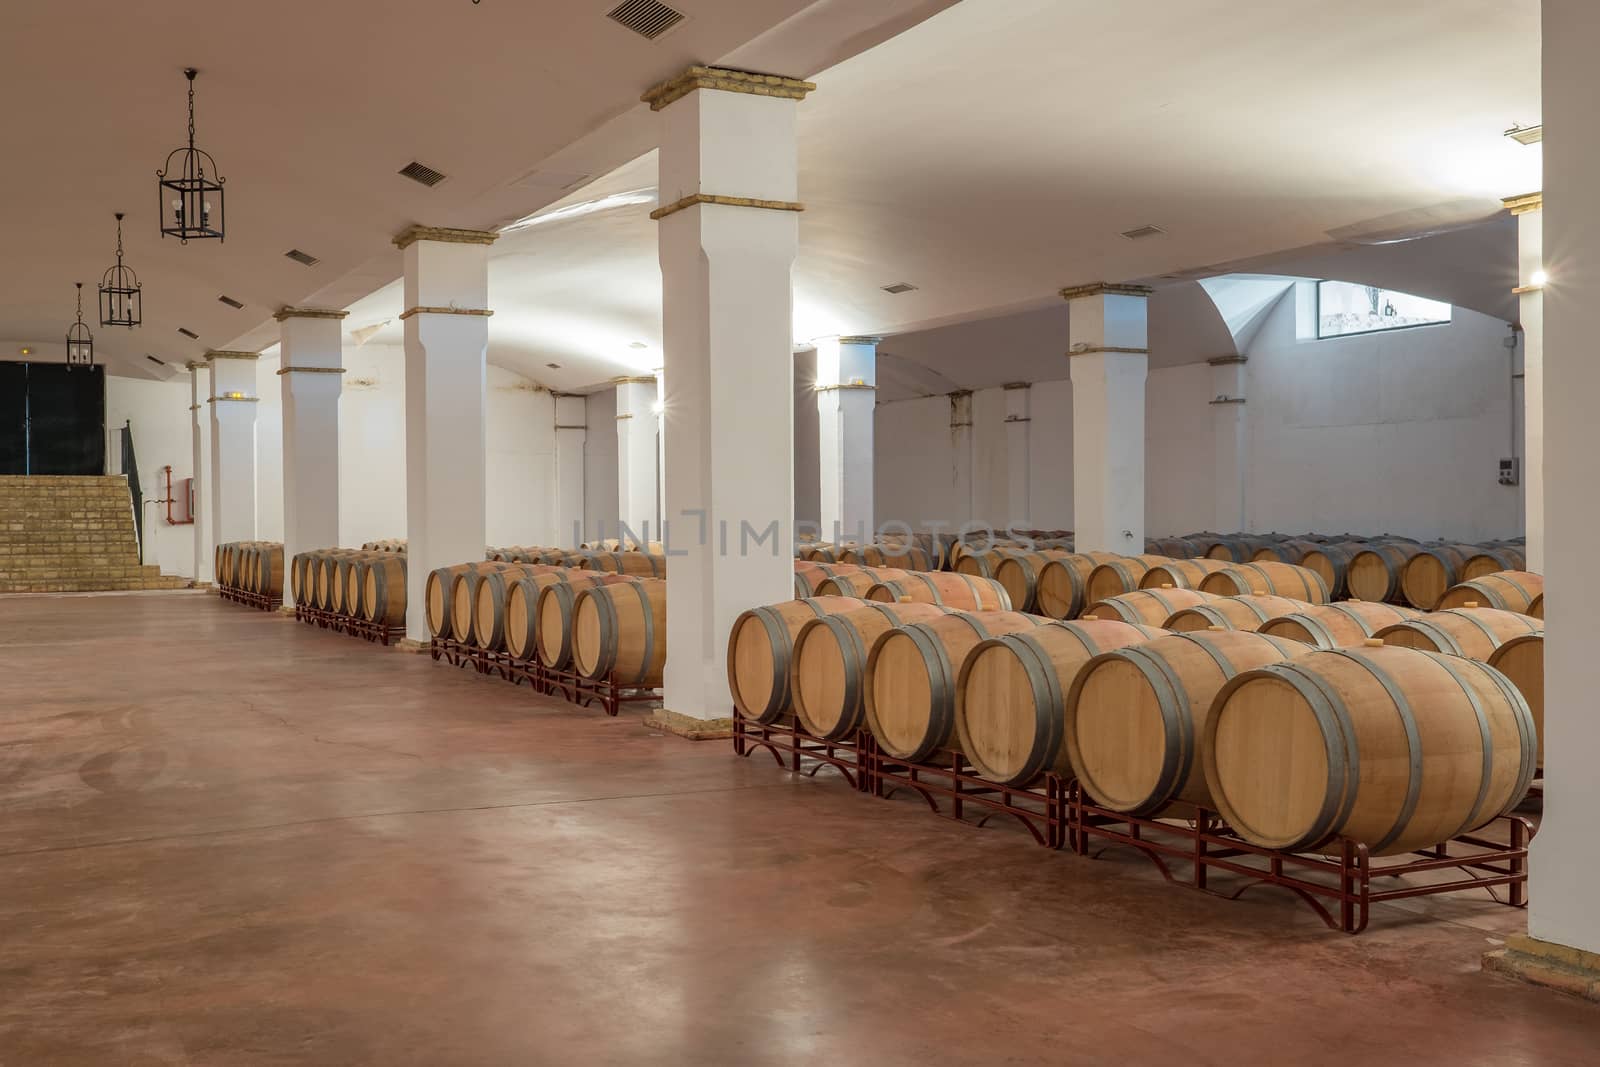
(815, 335), (877, 544)
(187, 361), (213, 583)
(1209, 355), (1248, 534)
(554, 392), (587, 548)
(276, 308), (347, 604)
(615, 375), (661, 545)
(1003, 382), (1031, 530)
(1529, 0), (1600, 961)
(206, 351), (260, 546)
(1506, 193), (1544, 572)
(1064, 283), (1149, 554)
(396, 225), (495, 644)
(649, 65), (813, 721)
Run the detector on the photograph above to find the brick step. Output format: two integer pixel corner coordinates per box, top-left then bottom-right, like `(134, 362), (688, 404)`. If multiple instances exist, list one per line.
(0, 577), (190, 594)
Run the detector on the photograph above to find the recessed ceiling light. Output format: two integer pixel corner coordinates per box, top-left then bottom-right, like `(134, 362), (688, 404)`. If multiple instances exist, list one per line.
(881, 282), (918, 294)
(218, 294), (244, 309)
(629, 341), (648, 349)
(177, 327), (199, 339)
(1504, 123), (1543, 145)
(546, 362), (562, 369)
(19, 347), (31, 356)
(284, 248), (320, 267)
(1121, 225), (1167, 240)
(146, 354), (166, 366)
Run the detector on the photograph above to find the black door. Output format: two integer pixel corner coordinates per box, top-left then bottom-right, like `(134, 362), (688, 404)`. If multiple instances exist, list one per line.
(0, 362), (106, 475)
(0, 363), (24, 475)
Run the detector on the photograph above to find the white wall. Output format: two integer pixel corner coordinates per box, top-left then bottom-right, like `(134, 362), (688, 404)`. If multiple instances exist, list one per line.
(255, 354), (284, 542)
(105, 375), (197, 578)
(338, 344), (407, 548)
(486, 364), (558, 549)
(793, 349), (820, 528)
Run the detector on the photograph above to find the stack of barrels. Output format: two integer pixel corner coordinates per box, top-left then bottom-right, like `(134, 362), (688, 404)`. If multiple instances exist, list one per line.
(290, 547), (409, 630)
(733, 531), (1544, 857)
(361, 539), (407, 554)
(215, 541), (285, 599)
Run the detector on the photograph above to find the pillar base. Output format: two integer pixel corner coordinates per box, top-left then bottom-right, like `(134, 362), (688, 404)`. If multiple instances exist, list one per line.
(1483, 935), (1600, 1001)
(645, 708), (735, 741)
(394, 638), (432, 655)
(275, 605), (297, 617)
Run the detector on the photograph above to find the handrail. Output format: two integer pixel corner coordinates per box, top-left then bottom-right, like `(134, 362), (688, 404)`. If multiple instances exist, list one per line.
(120, 420), (143, 562)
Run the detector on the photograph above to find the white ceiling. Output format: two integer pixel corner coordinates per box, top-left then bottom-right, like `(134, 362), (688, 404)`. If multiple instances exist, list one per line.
(3, 0), (1541, 393)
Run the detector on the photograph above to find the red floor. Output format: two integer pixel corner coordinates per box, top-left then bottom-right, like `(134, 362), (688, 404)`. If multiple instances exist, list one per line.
(0, 592), (1594, 1065)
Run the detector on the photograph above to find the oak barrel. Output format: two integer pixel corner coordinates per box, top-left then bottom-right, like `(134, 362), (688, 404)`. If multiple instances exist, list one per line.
(954, 619), (1166, 787)
(1461, 545), (1527, 581)
(992, 549), (1076, 613)
(425, 561), (506, 640)
(1435, 571), (1543, 614)
(790, 602), (951, 740)
(581, 551), (666, 578)
(532, 573), (640, 669)
(1257, 601), (1420, 648)
(1065, 630), (1313, 815)
(1345, 543), (1419, 604)
(1374, 607), (1542, 661)
(1083, 587), (1217, 627)
(1033, 552), (1122, 619)
(1488, 634), (1545, 768)
(1198, 562), (1328, 604)
(1084, 555), (1174, 605)
(361, 556), (407, 626)
(474, 564), (562, 651)
(1204, 644), (1537, 855)
(572, 579), (667, 686)
(864, 611), (1050, 762)
(728, 598), (868, 723)
(793, 561), (859, 597)
(842, 543), (936, 571)
(1137, 558), (1232, 590)
(1299, 542), (1365, 601)
(450, 562), (522, 644)
(1528, 592), (1544, 620)
(1399, 543), (1480, 610)
(866, 572), (1011, 611)
(816, 568), (908, 598)
(1163, 594), (1308, 633)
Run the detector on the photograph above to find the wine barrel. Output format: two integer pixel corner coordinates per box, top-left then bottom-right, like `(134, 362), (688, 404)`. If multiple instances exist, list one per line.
(361, 556), (407, 626)
(1461, 545), (1528, 580)
(1299, 542), (1365, 601)
(992, 549), (1075, 613)
(1198, 562), (1328, 604)
(955, 549), (1017, 581)
(1345, 543), (1419, 604)
(1203, 537), (1253, 563)
(803, 543), (855, 563)
(450, 562), (523, 644)
(1528, 592), (1544, 620)
(728, 598), (868, 723)
(1065, 630), (1314, 815)
(340, 554), (378, 618)
(572, 579), (667, 686)
(1250, 539), (1322, 565)
(256, 544), (285, 598)
(315, 551), (362, 611)
(1374, 607), (1541, 661)
(1435, 571), (1543, 614)
(864, 611), (1050, 762)
(581, 551), (666, 578)
(791, 601), (951, 740)
(1257, 601), (1420, 648)
(1033, 552), (1122, 620)
(532, 573), (639, 669)
(842, 543), (935, 572)
(1204, 644), (1537, 855)
(425, 561), (507, 640)
(1399, 543), (1480, 610)
(1162, 594), (1308, 633)
(1145, 537), (1199, 558)
(474, 564), (563, 652)
(1488, 634), (1545, 768)
(954, 619), (1166, 787)
(866, 572), (1011, 611)
(1138, 558), (1233, 590)
(793, 561), (859, 597)
(817, 568), (909, 598)
(1082, 587), (1217, 627)
(1085, 555), (1174, 605)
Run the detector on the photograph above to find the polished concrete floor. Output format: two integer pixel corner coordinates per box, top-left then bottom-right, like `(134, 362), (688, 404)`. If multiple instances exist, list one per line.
(0, 592), (1595, 1065)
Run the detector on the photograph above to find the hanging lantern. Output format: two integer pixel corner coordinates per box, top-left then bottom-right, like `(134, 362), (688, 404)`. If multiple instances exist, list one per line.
(65, 283), (94, 369)
(156, 68), (226, 243)
(99, 212), (143, 328)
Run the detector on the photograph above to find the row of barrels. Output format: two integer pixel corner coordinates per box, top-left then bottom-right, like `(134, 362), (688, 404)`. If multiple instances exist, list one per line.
(423, 560), (667, 686)
(360, 539), (406, 554)
(730, 595), (1540, 857)
(291, 548), (409, 625)
(216, 541), (285, 597)
(486, 543), (669, 576)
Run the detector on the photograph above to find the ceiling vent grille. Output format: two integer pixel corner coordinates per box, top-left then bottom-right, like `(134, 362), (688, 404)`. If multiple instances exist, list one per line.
(177, 327), (199, 339)
(881, 282), (918, 294)
(606, 0), (685, 40)
(284, 248), (320, 267)
(218, 294), (244, 309)
(146, 354), (167, 366)
(1121, 225), (1167, 240)
(399, 161), (448, 187)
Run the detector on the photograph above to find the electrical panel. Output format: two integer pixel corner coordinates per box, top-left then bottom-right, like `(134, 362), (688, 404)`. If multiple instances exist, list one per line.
(1498, 458), (1520, 486)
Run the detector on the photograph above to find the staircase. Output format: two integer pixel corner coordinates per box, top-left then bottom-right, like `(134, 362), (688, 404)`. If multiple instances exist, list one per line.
(0, 476), (189, 593)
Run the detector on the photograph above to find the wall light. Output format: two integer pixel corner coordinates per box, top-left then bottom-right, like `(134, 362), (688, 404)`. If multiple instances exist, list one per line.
(1531, 269), (1549, 287)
